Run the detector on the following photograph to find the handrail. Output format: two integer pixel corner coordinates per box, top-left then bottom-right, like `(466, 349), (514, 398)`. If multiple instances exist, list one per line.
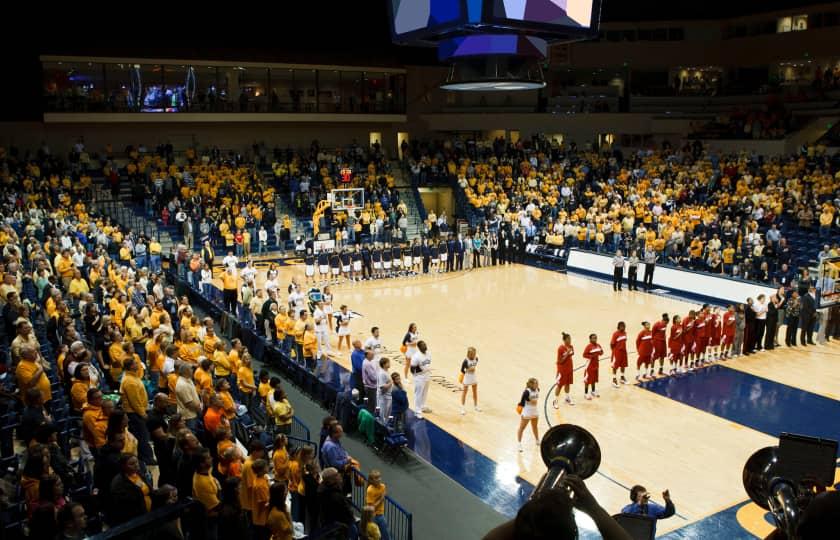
(350, 468), (413, 540)
(89, 498), (203, 539)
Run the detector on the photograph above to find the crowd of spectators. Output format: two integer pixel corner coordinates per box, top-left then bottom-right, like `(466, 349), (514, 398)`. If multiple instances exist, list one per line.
(0, 146), (396, 539)
(402, 135), (840, 286)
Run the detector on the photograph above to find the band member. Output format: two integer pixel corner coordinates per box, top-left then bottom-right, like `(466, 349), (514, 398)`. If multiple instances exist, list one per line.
(668, 314), (683, 375)
(553, 332), (575, 408)
(582, 334), (603, 400)
(517, 378), (540, 452)
(610, 322), (628, 388)
(636, 322), (653, 381)
(304, 249), (315, 284)
(459, 347), (480, 415)
(681, 310), (696, 372)
(651, 313), (669, 377)
(721, 305), (736, 359)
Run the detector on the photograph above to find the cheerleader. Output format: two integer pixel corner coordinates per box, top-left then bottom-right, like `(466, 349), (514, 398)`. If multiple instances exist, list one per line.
(708, 306), (722, 361)
(340, 250), (352, 282)
(322, 285), (334, 331)
(635, 321), (653, 382)
(553, 332), (574, 407)
(459, 346), (481, 415)
(668, 314), (683, 375)
(329, 250), (341, 284)
(517, 378), (540, 452)
(582, 333), (603, 400)
(317, 250), (330, 284)
(304, 250), (315, 284)
(335, 304), (352, 350)
(610, 321), (628, 388)
(402, 323), (420, 379)
(351, 246), (363, 282)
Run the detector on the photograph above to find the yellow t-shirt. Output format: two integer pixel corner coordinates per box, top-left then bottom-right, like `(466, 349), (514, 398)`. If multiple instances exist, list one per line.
(193, 472), (221, 513)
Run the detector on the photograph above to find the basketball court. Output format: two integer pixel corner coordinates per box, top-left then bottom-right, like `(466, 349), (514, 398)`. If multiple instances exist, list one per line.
(213, 259), (840, 537)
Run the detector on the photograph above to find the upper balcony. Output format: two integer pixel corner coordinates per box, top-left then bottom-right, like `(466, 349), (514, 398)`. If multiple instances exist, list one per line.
(41, 56), (407, 123)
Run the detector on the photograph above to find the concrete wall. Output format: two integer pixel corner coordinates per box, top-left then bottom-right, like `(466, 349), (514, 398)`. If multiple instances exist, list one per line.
(0, 121), (406, 155)
(419, 187), (455, 222)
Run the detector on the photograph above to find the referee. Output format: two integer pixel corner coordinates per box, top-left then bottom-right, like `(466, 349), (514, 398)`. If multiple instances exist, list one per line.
(643, 247), (657, 291)
(612, 250), (625, 291)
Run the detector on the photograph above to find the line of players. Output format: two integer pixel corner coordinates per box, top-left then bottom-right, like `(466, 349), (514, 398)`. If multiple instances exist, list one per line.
(302, 238), (471, 284)
(552, 304), (739, 405)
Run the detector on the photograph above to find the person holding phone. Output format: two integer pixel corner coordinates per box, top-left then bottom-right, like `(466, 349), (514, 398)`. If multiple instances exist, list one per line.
(621, 485), (676, 535)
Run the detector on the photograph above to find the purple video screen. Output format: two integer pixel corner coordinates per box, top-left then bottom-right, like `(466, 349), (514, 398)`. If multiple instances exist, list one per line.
(492, 0), (595, 29)
(391, 0), (466, 37)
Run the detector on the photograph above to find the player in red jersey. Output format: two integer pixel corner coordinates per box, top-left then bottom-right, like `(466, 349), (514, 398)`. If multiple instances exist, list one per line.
(721, 305), (736, 359)
(694, 305), (709, 366)
(582, 334), (603, 400)
(708, 306), (722, 361)
(636, 321), (654, 382)
(681, 310), (696, 372)
(553, 333), (575, 408)
(610, 321), (628, 388)
(668, 314), (683, 375)
(651, 313), (669, 378)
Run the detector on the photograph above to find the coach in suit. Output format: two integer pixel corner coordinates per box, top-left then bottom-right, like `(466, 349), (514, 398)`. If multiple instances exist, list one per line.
(455, 236), (465, 270)
(447, 236), (456, 272)
(799, 286), (817, 346)
(422, 240), (431, 274)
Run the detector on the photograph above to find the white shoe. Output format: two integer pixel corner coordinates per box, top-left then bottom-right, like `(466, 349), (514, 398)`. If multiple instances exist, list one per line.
(474, 406), (482, 412)
(592, 391), (600, 398)
(460, 407), (466, 415)
(416, 412), (424, 419)
(552, 399), (559, 409)
(585, 393), (592, 400)
(565, 396), (575, 406)
(621, 377), (628, 384)
(612, 380), (620, 388)
(518, 443), (523, 452)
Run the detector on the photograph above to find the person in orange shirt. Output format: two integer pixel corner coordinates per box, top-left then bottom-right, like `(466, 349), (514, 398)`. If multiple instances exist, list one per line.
(237, 353), (257, 411)
(15, 345), (51, 406)
(215, 379), (237, 420)
(204, 395), (228, 435)
(194, 357), (215, 405)
(250, 460), (271, 537)
(240, 440), (267, 520)
(272, 434), (291, 485)
(82, 389), (113, 450)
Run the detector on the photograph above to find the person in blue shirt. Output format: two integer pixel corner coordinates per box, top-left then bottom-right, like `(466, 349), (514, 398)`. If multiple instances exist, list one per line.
(321, 423), (355, 494)
(620, 485), (675, 535)
(350, 340), (366, 394)
(389, 372), (409, 432)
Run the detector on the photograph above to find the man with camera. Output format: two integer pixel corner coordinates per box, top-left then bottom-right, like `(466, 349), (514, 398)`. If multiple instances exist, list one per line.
(621, 485), (675, 535)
